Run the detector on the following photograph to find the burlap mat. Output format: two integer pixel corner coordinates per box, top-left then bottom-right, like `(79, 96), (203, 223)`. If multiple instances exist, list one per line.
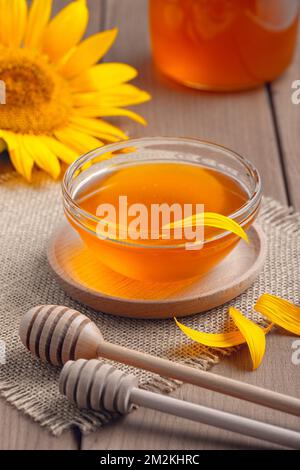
(0, 170), (299, 436)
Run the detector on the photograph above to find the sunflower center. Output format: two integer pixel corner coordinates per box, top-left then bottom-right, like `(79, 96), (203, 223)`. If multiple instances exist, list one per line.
(0, 48), (72, 134)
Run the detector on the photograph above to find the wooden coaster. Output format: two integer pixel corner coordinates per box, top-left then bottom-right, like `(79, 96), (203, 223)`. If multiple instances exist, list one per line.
(47, 223), (267, 319)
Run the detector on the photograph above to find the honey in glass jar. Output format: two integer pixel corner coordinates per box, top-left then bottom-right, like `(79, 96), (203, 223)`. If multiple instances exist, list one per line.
(149, 0), (299, 90)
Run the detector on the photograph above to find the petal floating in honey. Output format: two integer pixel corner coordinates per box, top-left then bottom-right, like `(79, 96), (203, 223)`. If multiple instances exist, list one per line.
(165, 212), (249, 243)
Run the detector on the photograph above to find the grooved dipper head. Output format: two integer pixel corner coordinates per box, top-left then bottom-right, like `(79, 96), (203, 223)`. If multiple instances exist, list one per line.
(19, 305), (104, 366)
(59, 359), (138, 414)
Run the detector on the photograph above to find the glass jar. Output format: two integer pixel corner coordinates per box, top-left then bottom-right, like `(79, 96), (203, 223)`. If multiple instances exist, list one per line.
(149, 0), (299, 90)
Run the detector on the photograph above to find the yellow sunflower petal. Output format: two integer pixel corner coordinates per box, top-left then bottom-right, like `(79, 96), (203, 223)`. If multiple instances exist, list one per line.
(43, 0), (89, 62)
(10, 146), (33, 182)
(59, 28), (118, 79)
(0, 131), (33, 181)
(100, 85), (151, 107)
(55, 127), (103, 155)
(255, 294), (300, 335)
(70, 63), (138, 92)
(0, 1), (7, 45)
(70, 116), (128, 140)
(229, 307), (268, 370)
(72, 93), (101, 107)
(174, 317), (246, 347)
(68, 127), (121, 143)
(41, 136), (79, 165)
(24, 0), (52, 50)
(69, 119), (125, 143)
(165, 212), (249, 243)
(0, 0), (28, 47)
(77, 106), (147, 125)
(73, 86), (151, 108)
(22, 135), (61, 179)
(175, 313), (272, 370)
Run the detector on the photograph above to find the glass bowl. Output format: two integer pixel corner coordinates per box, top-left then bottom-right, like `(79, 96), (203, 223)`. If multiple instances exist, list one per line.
(63, 137), (262, 282)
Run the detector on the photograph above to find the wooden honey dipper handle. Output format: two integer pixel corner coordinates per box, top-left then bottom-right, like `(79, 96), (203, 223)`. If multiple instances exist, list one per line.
(20, 305), (300, 418)
(60, 360), (300, 449)
(98, 341), (300, 418)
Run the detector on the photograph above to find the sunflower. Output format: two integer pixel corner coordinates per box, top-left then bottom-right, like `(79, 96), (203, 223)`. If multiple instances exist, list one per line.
(0, 0), (150, 181)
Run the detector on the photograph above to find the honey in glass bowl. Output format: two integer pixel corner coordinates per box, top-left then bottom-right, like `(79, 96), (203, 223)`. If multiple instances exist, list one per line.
(63, 138), (262, 282)
(149, 0), (299, 90)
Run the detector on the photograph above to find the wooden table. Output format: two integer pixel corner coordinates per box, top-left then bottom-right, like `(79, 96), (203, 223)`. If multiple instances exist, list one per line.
(1, 0), (300, 450)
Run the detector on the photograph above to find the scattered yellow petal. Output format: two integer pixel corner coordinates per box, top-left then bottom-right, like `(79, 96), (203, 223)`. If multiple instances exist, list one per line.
(175, 312), (272, 370)
(24, 0), (52, 50)
(229, 307), (267, 370)
(255, 294), (300, 335)
(43, 0), (88, 62)
(174, 317), (246, 348)
(59, 28), (118, 79)
(70, 63), (138, 92)
(164, 212), (249, 243)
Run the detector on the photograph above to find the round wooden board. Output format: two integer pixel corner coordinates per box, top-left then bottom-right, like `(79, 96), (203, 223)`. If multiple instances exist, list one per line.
(47, 223), (267, 319)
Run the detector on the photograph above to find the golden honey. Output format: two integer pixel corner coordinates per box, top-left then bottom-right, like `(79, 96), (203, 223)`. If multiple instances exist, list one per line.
(63, 138), (262, 282)
(150, 0), (299, 90)
(70, 162), (247, 281)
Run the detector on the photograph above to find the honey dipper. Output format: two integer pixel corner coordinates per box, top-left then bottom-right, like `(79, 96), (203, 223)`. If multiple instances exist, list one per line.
(60, 359), (300, 449)
(20, 305), (300, 417)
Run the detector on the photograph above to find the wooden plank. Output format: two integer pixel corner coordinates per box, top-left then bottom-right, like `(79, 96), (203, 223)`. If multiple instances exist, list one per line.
(0, 398), (78, 450)
(270, 31), (300, 208)
(82, 0), (296, 451)
(0, 0), (102, 450)
(85, 0), (104, 36)
(83, 333), (300, 450)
